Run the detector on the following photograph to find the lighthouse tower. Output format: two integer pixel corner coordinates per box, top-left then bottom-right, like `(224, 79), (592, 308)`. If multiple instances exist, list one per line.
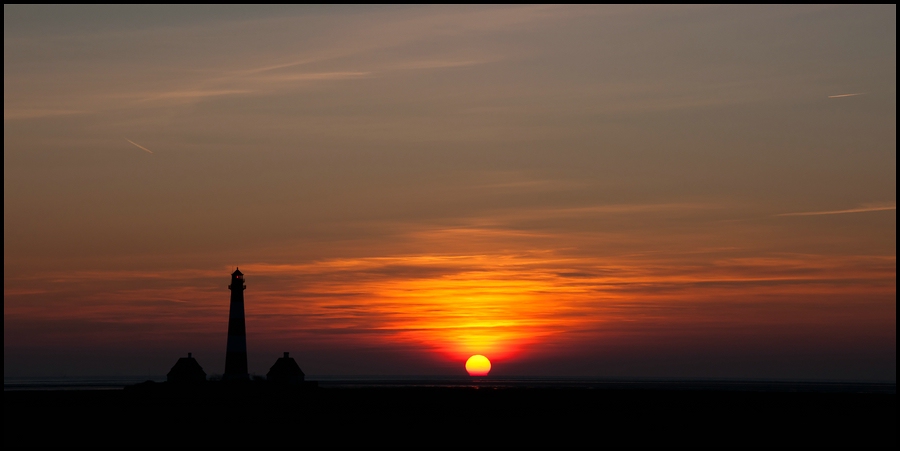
(224, 268), (249, 381)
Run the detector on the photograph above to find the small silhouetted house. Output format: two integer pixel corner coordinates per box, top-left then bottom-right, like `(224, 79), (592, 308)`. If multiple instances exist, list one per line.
(167, 353), (207, 384)
(267, 352), (305, 384)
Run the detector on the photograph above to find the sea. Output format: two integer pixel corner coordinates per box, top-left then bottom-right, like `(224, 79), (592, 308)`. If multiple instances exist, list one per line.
(4, 375), (895, 393)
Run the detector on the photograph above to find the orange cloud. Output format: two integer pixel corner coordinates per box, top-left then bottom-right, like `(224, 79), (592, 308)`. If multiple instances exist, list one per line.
(8, 244), (892, 372)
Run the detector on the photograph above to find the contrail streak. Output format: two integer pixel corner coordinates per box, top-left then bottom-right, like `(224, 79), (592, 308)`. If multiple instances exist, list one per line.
(777, 205), (895, 216)
(126, 139), (153, 154)
(827, 93), (865, 98)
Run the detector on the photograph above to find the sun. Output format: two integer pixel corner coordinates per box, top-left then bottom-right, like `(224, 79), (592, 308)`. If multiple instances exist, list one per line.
(465, 355), (491, 376)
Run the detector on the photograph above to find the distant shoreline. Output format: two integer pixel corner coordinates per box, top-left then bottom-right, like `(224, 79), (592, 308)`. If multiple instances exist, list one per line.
(4, 376), (896, 393)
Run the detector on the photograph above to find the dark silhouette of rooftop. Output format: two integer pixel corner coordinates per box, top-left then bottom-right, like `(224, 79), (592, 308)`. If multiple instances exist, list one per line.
(167, 352), (206, 384)
(267, 352), (305, 384)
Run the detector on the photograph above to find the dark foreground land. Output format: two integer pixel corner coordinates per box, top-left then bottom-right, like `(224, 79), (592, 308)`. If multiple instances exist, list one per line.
(4, 382), (896, 447)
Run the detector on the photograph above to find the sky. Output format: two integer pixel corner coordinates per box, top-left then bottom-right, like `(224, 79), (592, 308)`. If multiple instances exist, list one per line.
(4, 5), (895, 380)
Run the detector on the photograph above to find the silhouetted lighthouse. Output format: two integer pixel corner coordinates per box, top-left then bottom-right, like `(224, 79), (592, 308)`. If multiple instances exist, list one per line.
(224, 268), (249, 381)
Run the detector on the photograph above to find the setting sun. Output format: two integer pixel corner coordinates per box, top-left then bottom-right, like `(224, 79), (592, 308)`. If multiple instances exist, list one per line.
(465, 355), (491, 376)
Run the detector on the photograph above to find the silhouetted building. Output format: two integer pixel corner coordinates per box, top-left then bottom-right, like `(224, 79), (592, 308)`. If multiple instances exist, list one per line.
(167, 353), (206, 384)
(224, 268), (249, 381)
(267, 352), (305, 384)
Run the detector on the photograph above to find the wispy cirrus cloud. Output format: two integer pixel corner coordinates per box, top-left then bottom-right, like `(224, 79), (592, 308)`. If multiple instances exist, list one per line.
(138, 89), (253, 102)
(4, 109), (89, 120)
(4, 7), (530, 117)
(777, 203), (895, 217)
(828, 92), (865, 98)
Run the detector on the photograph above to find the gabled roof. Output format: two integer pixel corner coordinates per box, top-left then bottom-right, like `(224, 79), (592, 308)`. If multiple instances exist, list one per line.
(167, 353), (207, 383)
(267, 352), (305, 383)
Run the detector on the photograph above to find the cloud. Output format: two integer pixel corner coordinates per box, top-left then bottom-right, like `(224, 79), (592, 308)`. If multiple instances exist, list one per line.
(4, 109), (88, 120)
(259, 71), (371, 82)
(777, 204), (895, 216)
(125, 139), (153, 154)
(139, 89), (253, 102)
(385, 60), (493, 71)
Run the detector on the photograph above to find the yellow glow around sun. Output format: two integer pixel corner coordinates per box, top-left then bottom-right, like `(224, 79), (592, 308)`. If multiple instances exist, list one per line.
(465, 355), (491, 376)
